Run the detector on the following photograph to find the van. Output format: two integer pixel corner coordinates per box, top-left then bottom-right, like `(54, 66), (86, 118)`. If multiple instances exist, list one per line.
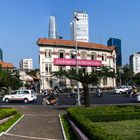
(3, 89), (37, 103)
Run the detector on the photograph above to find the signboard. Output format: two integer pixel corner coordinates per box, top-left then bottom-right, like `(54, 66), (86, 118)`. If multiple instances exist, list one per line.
(54, 58), (102, 66)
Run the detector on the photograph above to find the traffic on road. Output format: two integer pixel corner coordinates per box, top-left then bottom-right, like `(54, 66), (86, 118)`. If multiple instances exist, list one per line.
(0, 90), (139, 106)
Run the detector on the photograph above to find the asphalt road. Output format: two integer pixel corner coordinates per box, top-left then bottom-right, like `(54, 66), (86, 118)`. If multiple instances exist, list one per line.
(0, 91), (139, 106)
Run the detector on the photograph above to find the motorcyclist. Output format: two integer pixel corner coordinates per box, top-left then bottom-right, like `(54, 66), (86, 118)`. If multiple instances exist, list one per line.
(44, 90), (58, 105)
(95, 87), (102, 97)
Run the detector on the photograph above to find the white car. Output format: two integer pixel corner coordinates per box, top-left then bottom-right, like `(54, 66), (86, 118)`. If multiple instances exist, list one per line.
(3, 89), (37, 103)
(114, 86), (132, 94)
(136, 92), (140, 102)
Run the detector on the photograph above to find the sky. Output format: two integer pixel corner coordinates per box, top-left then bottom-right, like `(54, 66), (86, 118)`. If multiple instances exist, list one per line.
(0, 0), (140, 69)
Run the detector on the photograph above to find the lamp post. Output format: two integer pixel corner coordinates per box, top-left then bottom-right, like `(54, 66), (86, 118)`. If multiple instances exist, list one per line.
(41, 60), (46, 93)
(74, 15), (81, 106)
(118, 66), (123, 86)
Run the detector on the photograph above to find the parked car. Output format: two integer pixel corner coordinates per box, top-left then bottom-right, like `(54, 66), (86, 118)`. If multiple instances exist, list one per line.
(136, 91), (140, 102)
(3, 89), (37, 103)
(114, 86), (132, 94)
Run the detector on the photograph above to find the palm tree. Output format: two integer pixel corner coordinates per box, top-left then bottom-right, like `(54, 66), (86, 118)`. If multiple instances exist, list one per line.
(53, 66), (115, 107)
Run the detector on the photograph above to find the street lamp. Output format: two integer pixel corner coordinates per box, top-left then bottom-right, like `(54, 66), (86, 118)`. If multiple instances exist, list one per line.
(118, 66), (123, 86)
(41, 60), (46, 93)
(73, 15), (81, 106)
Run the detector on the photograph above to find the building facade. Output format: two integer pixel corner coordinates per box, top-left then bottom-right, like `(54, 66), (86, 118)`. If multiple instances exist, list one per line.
(71, 11), (89, 42)
(129, 52), (140, 74)
(37, 38), (116, 91)
(48, 16), (59, 39)
(19, 58), (33, 70)
(107, 38), (122, 66)
(0, 61), (14, 70)
(0, 48), (3, 61)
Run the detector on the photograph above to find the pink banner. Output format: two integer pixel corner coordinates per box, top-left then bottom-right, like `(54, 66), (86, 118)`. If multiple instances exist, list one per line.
(54, 58), (102, 66)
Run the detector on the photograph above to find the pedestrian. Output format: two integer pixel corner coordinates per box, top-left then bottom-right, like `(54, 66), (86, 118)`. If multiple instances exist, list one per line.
(130, 86), (137, 97)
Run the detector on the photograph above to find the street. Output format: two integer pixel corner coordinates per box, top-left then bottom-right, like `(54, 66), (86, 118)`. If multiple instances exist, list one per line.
(0, 91), (139, 106)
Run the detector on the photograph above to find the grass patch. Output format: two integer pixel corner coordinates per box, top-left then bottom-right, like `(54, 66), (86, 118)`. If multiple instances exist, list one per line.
(0, 113), (22, 133)
(95, 119), (140, 140)
(61, 115), (77, 140)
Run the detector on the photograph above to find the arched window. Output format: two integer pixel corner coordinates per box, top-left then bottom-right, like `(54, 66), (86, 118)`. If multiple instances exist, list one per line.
(70, 50), (76, 59)
(102, 53), (107, 61)
(91, 52), (97, 60)
(58, 50), (65, 58)
(81, 51), (87, 59)
(45, 49), (52, 58)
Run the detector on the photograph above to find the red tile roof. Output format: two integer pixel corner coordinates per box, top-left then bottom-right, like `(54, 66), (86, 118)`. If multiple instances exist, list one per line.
(37, 38), (115, 52)
(0, 61), (14, 69)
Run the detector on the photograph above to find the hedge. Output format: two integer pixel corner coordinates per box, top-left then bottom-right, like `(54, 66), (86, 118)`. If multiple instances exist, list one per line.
(0, 108), (17, 120)
(67, 105), (140, 140)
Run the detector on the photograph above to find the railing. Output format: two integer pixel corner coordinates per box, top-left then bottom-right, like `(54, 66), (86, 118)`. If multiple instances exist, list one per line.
(67, 117), (89, 140)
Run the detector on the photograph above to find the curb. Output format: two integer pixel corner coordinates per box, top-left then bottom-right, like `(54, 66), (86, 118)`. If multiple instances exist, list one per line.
(59, 114), (67, 140)
(0, 115), (14, 125)
(0, 114), (24, 137)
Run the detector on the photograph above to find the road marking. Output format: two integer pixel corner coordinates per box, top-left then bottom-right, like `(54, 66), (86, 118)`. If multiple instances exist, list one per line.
(4, 133), (63, 140)
(0, 132), (4, 136)
(59, 114), (67, 140)
(5, 115), (24, 134)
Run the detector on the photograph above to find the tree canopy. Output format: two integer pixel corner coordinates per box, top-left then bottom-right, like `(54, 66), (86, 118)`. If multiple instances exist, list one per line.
(53, 66), (115, 106)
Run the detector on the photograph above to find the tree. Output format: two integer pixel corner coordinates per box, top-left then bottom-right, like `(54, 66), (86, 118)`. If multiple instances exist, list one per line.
(53, 66), (115, 107)
(116, 64), (133, 86)
(121, 64), (133, 85)
(0, 66), (22, 90)
(132, 73), (140, 86)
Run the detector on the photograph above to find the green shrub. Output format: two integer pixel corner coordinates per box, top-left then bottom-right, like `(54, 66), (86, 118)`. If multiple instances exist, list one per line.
(0, 108), (17, 120)
(67, 105), (140, 122)
(67, 105), (140, 140)
(0, 113), (21, 132)
(69, 113), (120, 140)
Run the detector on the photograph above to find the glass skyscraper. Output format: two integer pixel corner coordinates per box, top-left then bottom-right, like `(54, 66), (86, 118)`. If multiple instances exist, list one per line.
(48, 16), (59, 39)
(0, 49), (3, 61)
(107, 38), (122, 66)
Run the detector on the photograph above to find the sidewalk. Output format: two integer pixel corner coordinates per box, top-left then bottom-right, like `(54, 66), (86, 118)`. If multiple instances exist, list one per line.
(0, 105), (66, 140)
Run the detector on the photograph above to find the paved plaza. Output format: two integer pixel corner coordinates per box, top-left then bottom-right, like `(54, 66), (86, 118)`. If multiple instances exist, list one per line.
(0, 105), (66, 140)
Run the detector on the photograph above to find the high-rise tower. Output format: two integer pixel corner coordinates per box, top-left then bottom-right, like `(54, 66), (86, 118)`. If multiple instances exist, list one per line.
(48, 16), (59, 39)
(71, 11), (89, 42)
(107, 38), (122, 66)
(129, 52), (140, 74)
(0, 49), (3, 61)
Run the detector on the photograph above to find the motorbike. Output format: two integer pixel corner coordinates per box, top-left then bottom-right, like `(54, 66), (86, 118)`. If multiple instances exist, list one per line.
(68, 92), (77, 98)
(42, 92), (59, 105)
(95, 88), (103, 97)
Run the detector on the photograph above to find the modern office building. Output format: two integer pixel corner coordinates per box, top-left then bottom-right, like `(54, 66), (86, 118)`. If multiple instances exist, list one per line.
(129, 52), (140, 74)
(19, 58), (33, 70)
(107, 38), (122, 66)
(48, 16), (59, 39)
(0, 48), (3, 61)
(37, 38), (116, 91)
(71, 11), (89, 42)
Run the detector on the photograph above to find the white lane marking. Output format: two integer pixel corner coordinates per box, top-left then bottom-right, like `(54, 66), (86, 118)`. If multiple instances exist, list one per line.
(0, 132), (4, 136)
(4, 133), (63, 140)
(4, 114), (24, 134)
(59, 114), (67, 140)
